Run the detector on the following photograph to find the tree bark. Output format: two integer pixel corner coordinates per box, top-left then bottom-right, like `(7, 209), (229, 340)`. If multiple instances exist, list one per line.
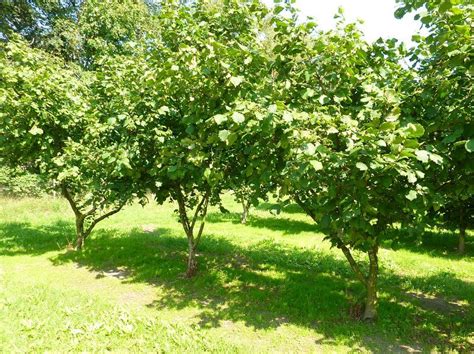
(363, 246), (379, 320)
(174, 186), (209, 278)
(334, 230), (380, 320)
(459, 208), (466, 255)
(61, 184), (86, 250)
(75, 214), (85, 250)
(186, 239), (198, 278)
(240, 199), (249, 224)
(335, 233), (368, 287)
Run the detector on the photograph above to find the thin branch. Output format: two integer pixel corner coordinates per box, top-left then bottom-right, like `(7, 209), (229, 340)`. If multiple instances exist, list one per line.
(193, 193), (210, 249)
(174, 185), (191, 237)
(294, 194), (317, 222)
(84, 203), (124, 238)
(190, 189), (210, 233)
(60, 183), (82, 217)
(334, 233), (368, 287)
(85, 205), (98, 217)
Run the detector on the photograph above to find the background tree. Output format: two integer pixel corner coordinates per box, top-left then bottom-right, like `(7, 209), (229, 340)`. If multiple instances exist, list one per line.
(0, 0), (82, 61)
(0, 0), (153, 67)
(233, 7), (440, 320)
(90, 0), (273, 277)
(0, 38), (129, 249)
(395, 0), (473, 254)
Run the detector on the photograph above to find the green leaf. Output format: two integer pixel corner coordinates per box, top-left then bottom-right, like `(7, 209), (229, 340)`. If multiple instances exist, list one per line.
(204, 168), (211, 180)
(231, 112), (245, 124)
(429, 153), (443, 165)
(309, 160), (323, 171)
(356, 162), (368, 171)
(465, 139), (474, 153)
(213, 114), (227, 125)
(405, 123), (425, 138)
(29, 125), (43, 135)
(394, 7), (405, 19)
(318, 95), (329, 105)
(230, 76), (244, 87)
(218, 130), (230, 142)
(158, 106), (170, 115)
(415, 150), (429, 163)
(407, 172), (417, 184)
(227, 132), (237, 145)
(304, 143), (316, 155)
(305, 88), (315, 98)
(439, 0), (452, 13)
(282, 111), (293, 123)
(406, 190), (418, 201)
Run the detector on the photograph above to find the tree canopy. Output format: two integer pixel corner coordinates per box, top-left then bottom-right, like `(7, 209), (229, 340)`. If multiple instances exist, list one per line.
(0, 0), (471, 320)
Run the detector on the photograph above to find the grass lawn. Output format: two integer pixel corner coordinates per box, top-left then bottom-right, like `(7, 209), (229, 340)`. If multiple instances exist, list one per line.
(0, 195), (473, 352)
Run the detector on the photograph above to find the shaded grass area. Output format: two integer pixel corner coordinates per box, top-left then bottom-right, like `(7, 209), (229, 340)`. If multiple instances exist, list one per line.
(384, 227), (474, 259)
(0, 196), (473, 352)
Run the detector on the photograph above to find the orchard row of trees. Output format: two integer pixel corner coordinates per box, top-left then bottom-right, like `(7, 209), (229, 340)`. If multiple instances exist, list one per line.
(0, 0), (472, 320)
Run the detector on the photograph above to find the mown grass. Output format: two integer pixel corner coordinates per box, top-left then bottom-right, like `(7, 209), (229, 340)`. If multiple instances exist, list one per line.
(0, 195), (473, 352)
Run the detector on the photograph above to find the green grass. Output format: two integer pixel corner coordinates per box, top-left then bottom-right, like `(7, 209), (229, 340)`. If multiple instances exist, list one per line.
(0, 195), (473, 352)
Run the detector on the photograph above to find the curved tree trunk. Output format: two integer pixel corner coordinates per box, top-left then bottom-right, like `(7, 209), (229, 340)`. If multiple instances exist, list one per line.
(240, 199), (249, 224)
(61, 183), (124, 251)
(186, 240), (198, 278)
(335, 230), (380, 321)
(175, 186), (209, 278)
(75, 215), (86, 250)
(363, 246), (379, 320)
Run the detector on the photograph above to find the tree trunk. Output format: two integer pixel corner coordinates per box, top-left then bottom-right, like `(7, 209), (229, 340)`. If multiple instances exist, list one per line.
(75, 215), (85, 250)
(174, 186), (209, 278)
(186, 238), (198, 278)
(459, 208), (466, 255)
(459, 226), (466, 255)
(363, 246), (379, 320)
(240, 200), (249, 224)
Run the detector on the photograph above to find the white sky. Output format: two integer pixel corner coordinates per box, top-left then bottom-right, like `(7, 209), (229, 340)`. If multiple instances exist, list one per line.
(262, 0), (422, 45)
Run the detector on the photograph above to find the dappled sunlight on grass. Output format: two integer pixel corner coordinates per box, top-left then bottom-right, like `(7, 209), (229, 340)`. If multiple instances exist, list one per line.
(1, 196), (473, 352)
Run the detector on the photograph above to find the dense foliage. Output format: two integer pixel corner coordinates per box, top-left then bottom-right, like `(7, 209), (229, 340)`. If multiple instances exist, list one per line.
(0, 166), (47, 197)
(395, 0), (473, 254)
(0, 0), (471, 320)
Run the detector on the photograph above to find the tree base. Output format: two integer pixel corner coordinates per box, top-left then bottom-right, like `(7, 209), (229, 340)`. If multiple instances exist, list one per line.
(75, 238), (84, 251)
(362, 304), (377, 321)
(185, 265), (198, 278)
(185, 253), (198, 278)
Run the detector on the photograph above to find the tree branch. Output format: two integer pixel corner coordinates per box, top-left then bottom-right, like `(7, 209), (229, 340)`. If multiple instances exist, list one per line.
(294, 194), (317, 222)
(190, 189), (210, 233)
(84, 203), (124, 238)
(193, 193), (210, 248)
(61, 183), (82, 217)
(334, 231), (368, 287)
(174, 185), (191, 237)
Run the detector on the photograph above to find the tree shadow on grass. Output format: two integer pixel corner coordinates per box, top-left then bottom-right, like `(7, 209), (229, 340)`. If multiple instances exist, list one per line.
(45, 225), (473, 352)
(2, 221), (473, 351)
(382, 228), (474, 260)
(206, 212), (317, 235)
(256, 202), (305, 214)
(209, 211), (474, 259)
(0, 221), (73, 256)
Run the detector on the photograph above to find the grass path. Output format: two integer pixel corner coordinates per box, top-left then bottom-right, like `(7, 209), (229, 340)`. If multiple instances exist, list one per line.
(0, 196), (473, 352)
